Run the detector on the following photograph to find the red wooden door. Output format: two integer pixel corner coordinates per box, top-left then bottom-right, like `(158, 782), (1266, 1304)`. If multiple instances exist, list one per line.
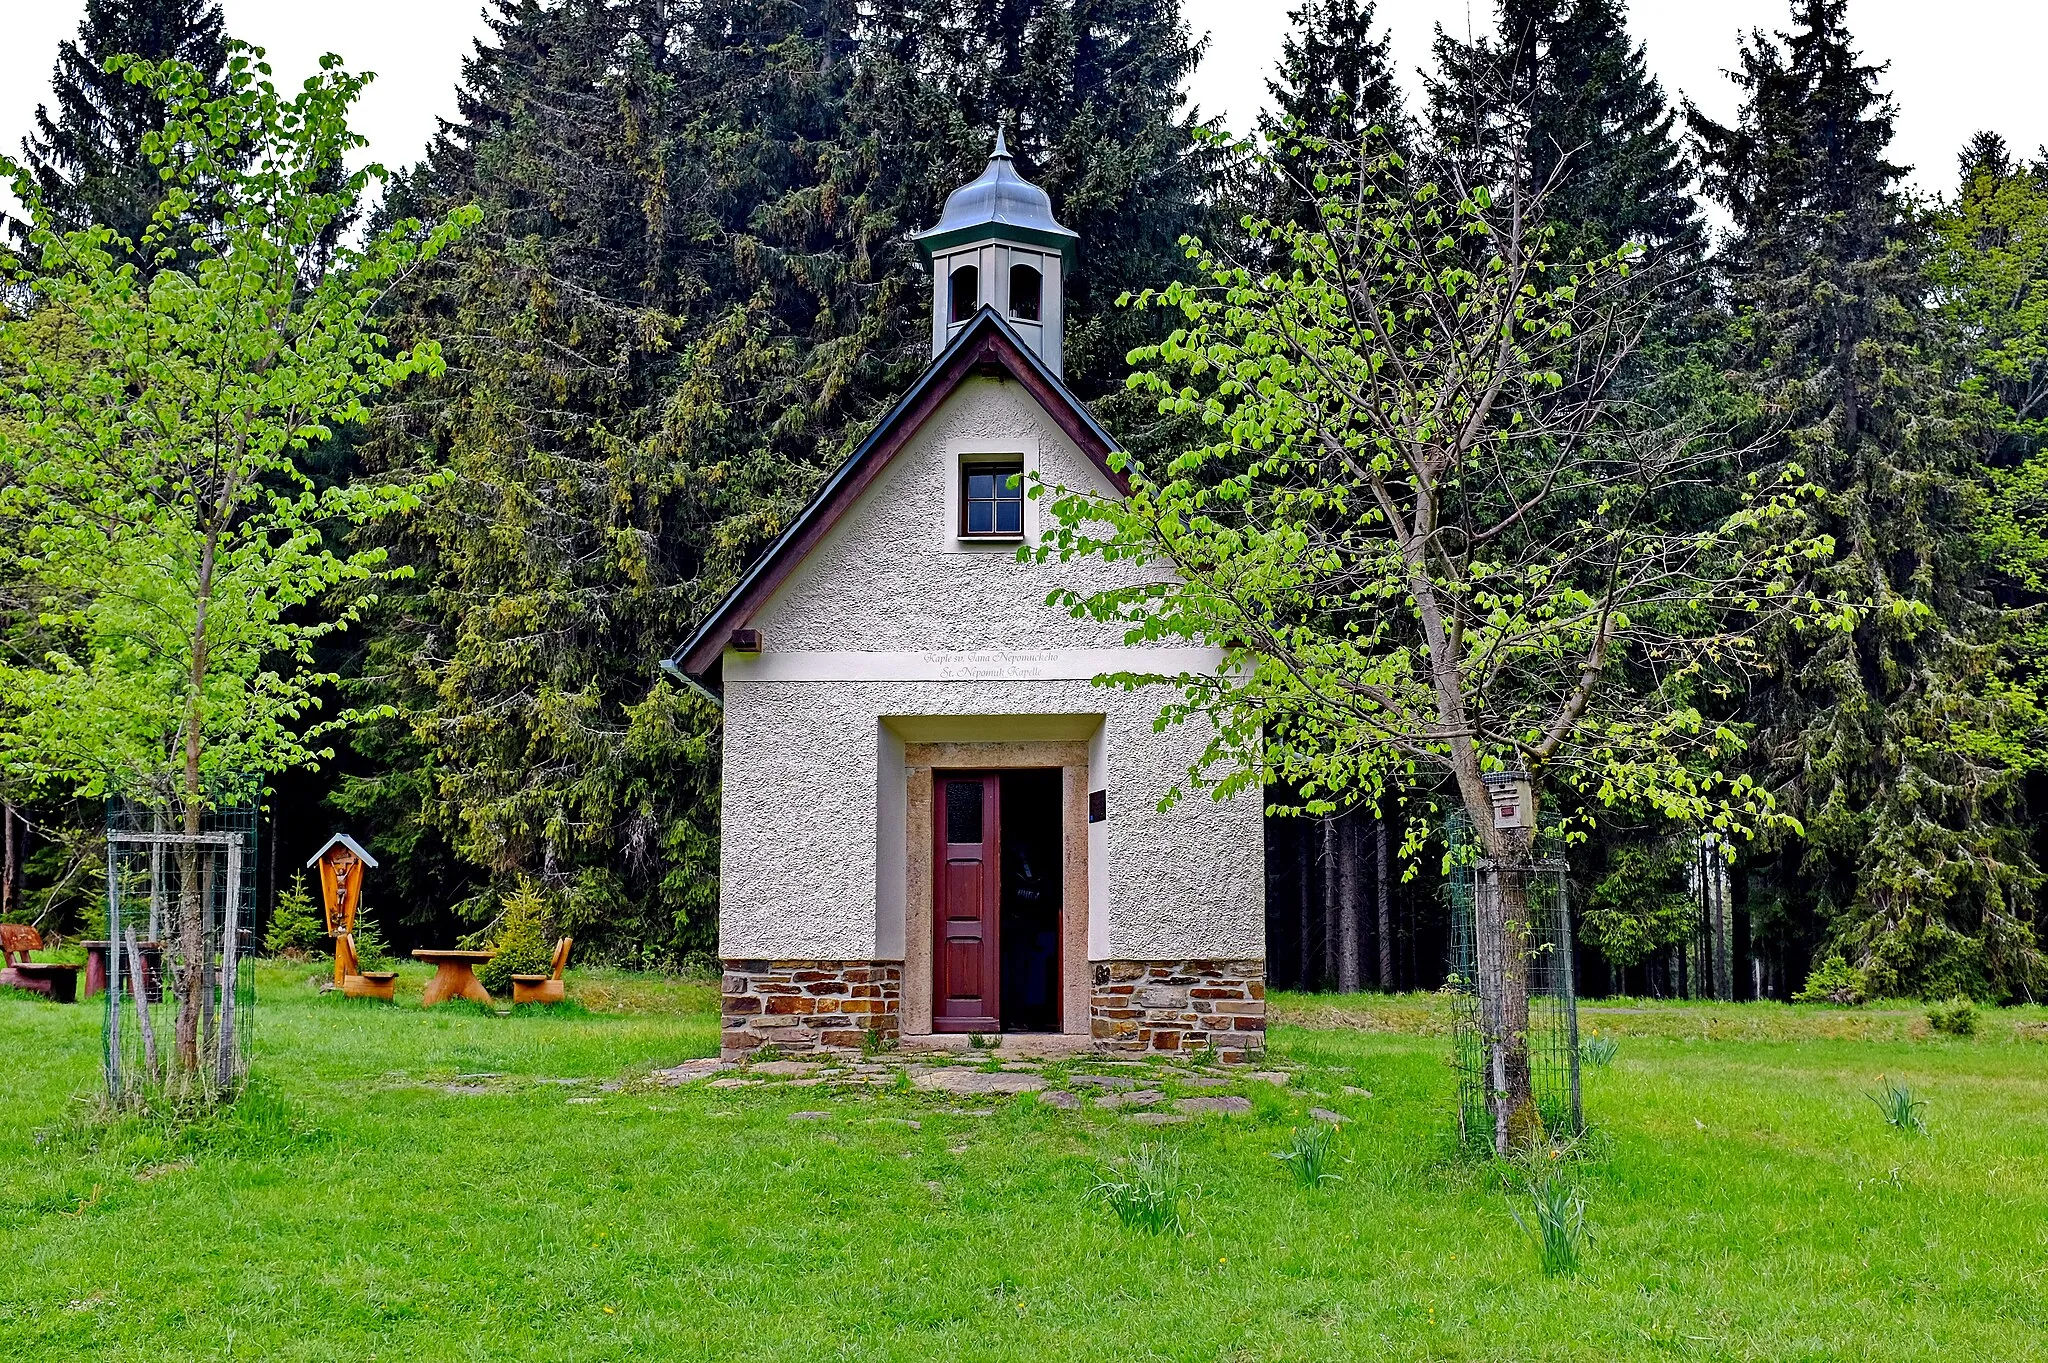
(933, 774), (1001, 1032)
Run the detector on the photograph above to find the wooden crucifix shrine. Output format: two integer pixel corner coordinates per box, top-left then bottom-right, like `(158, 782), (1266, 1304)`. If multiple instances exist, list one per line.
(307, 834), (379, 989)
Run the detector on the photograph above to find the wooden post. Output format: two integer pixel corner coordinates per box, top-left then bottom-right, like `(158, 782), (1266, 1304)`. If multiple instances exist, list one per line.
(126, 927), (158, 1082)
(105, 842), (122, 1102)
(216, 838), (241, 1089)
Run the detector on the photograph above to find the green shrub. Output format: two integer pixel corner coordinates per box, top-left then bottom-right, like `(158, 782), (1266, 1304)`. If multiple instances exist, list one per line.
(475, 882), (554, 995)
(1794, 954), (1867, 1005)
(1926, 997), (1977, 1036)
(264, 874), (327, 958)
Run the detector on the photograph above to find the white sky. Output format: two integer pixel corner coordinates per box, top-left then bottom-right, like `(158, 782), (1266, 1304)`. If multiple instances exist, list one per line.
(1, 1), (2044, 216)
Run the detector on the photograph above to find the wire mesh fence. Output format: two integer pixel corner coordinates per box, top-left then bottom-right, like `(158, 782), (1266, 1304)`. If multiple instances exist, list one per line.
(1446, 817), (1581, 1155)
(103, 796), (257, 1106)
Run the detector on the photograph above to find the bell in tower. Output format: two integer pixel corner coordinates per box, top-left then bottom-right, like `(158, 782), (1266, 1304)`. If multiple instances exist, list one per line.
(915, 130), (1078, 374)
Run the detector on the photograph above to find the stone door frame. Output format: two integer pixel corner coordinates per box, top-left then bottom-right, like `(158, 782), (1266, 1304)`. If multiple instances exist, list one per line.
(901, 740), (1091, 1037)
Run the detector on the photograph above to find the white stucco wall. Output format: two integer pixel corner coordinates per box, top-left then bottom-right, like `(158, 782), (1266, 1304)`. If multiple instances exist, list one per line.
(718, 374), (1264, 963)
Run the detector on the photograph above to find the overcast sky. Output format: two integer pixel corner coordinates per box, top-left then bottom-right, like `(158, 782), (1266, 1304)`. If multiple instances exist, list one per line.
(2, 1), (2044, 218)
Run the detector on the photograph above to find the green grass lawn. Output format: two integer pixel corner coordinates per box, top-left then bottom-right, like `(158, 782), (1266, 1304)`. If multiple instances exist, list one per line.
(3, 965), (2046, 1361)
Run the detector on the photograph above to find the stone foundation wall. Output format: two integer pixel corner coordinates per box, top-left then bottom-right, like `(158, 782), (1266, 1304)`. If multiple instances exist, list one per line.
(1090, 959), (1265, 1062)
(721, 960), (902, 1059)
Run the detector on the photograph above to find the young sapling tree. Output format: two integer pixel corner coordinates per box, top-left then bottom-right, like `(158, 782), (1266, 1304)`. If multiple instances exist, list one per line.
(0, 44), (472, 1093)
(1038, 123), (1846, 1152)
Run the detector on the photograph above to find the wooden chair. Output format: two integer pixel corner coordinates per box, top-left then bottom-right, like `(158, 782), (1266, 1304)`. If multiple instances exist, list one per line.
(1, 924), (82, 1003)
(335, 930), (398, 1002)
(512, 937), (574, 1006)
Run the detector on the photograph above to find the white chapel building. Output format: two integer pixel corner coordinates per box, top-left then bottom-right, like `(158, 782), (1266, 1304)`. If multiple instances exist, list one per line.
(666, 136), (1266, 1060)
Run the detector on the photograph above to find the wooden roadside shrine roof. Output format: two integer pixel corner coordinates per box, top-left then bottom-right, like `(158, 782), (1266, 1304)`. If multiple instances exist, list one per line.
(305, 832), (379, 869)
(663, 307), (1125, 695)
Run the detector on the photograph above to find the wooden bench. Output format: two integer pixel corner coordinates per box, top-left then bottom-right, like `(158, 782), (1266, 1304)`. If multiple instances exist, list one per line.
(335, 930), (398, 1002)
(1, 924), (82, 1003)
(511, 937), (574, 1006)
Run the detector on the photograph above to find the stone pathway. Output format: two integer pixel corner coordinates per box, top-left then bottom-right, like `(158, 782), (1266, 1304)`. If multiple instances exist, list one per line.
(642, 1050), (1304, 1136)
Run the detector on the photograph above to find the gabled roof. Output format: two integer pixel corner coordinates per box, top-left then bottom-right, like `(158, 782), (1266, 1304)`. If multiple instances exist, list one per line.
(306, 832), (379, 869)
(664, 307), (1123, 692)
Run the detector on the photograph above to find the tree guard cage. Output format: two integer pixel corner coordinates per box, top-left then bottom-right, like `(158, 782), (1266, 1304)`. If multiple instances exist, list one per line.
(1446, 817), (1581, 1155)
(103, 797), (257, 1104)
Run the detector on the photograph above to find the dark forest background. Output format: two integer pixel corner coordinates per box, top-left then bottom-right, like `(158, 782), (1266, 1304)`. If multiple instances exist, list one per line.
(6, 0), (2046, 1003)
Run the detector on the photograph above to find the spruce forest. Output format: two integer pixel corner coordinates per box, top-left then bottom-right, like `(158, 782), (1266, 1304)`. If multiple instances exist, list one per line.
(2, 0), (2044, 1008)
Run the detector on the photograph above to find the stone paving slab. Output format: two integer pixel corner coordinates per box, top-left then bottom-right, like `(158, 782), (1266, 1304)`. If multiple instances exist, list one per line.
(1067, 1074), (1140, 1090)
(751, 1060), (822, 1077)
(1310, 1107), (1349, 1124)
(912, 1067), (1048, 1095)
(1040, 1090), (1080, 1110)
(654, 1057), (733, 1084)
(1175, 1094), (1252, 1115)
(1126, 1111), (1188, 1126)
(1093, 1089), (1165, 1110)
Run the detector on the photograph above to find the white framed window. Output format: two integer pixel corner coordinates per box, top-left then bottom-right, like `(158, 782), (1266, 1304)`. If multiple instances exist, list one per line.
(941, 436), (1039, 551)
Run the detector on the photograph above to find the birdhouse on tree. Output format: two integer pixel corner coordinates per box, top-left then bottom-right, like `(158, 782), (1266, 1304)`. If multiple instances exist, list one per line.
(306, 833), (378, 934)
(1482, 770), (1535, 832)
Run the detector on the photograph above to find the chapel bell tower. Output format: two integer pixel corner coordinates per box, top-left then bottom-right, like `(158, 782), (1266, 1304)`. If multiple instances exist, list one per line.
(915, 130), (1078, 375)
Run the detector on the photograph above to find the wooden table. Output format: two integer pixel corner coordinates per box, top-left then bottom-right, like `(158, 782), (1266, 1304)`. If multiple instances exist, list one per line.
(413, 949), (496, 1006)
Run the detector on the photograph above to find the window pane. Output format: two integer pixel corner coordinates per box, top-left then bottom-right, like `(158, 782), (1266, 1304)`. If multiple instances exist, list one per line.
(967, 501), (993, 533)
(945, 781), (983, 844)
(967, 473), (994, 500)
(996, 499), (1022, 533)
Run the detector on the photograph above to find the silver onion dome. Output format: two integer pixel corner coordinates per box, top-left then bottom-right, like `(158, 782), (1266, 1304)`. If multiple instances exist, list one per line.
(914, 129), (1078, 264)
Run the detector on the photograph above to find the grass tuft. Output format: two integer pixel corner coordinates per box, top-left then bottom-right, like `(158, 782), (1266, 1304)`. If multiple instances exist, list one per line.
(1869, 1077), (1928, 1135)
(1094, 1141), (1197, 1235)
(1272, 1122), (1343, 1188)
(1510, 1172), (1591, 1276)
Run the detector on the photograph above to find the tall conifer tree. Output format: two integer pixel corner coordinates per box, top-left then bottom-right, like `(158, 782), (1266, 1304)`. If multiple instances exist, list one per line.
(1258, 0), (1406, 232)
(14, 0), (229, 247)
(1427, 0), (1697, 261)
(1692, 0), (2042, 999)
(344, 0), (1215, 952)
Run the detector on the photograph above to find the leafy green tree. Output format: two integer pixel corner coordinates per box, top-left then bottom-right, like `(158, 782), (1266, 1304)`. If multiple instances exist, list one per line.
(0, 44), (470, 1082)
(1691, 0), (2044, 1000)
(1039, 129), (1835, 1149)
(12, 0), (230, 251)
(1929, 135), (2048, 615)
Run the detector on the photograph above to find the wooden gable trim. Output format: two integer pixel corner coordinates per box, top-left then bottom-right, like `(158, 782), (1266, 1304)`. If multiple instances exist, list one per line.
(669, 309), (1124, 683)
